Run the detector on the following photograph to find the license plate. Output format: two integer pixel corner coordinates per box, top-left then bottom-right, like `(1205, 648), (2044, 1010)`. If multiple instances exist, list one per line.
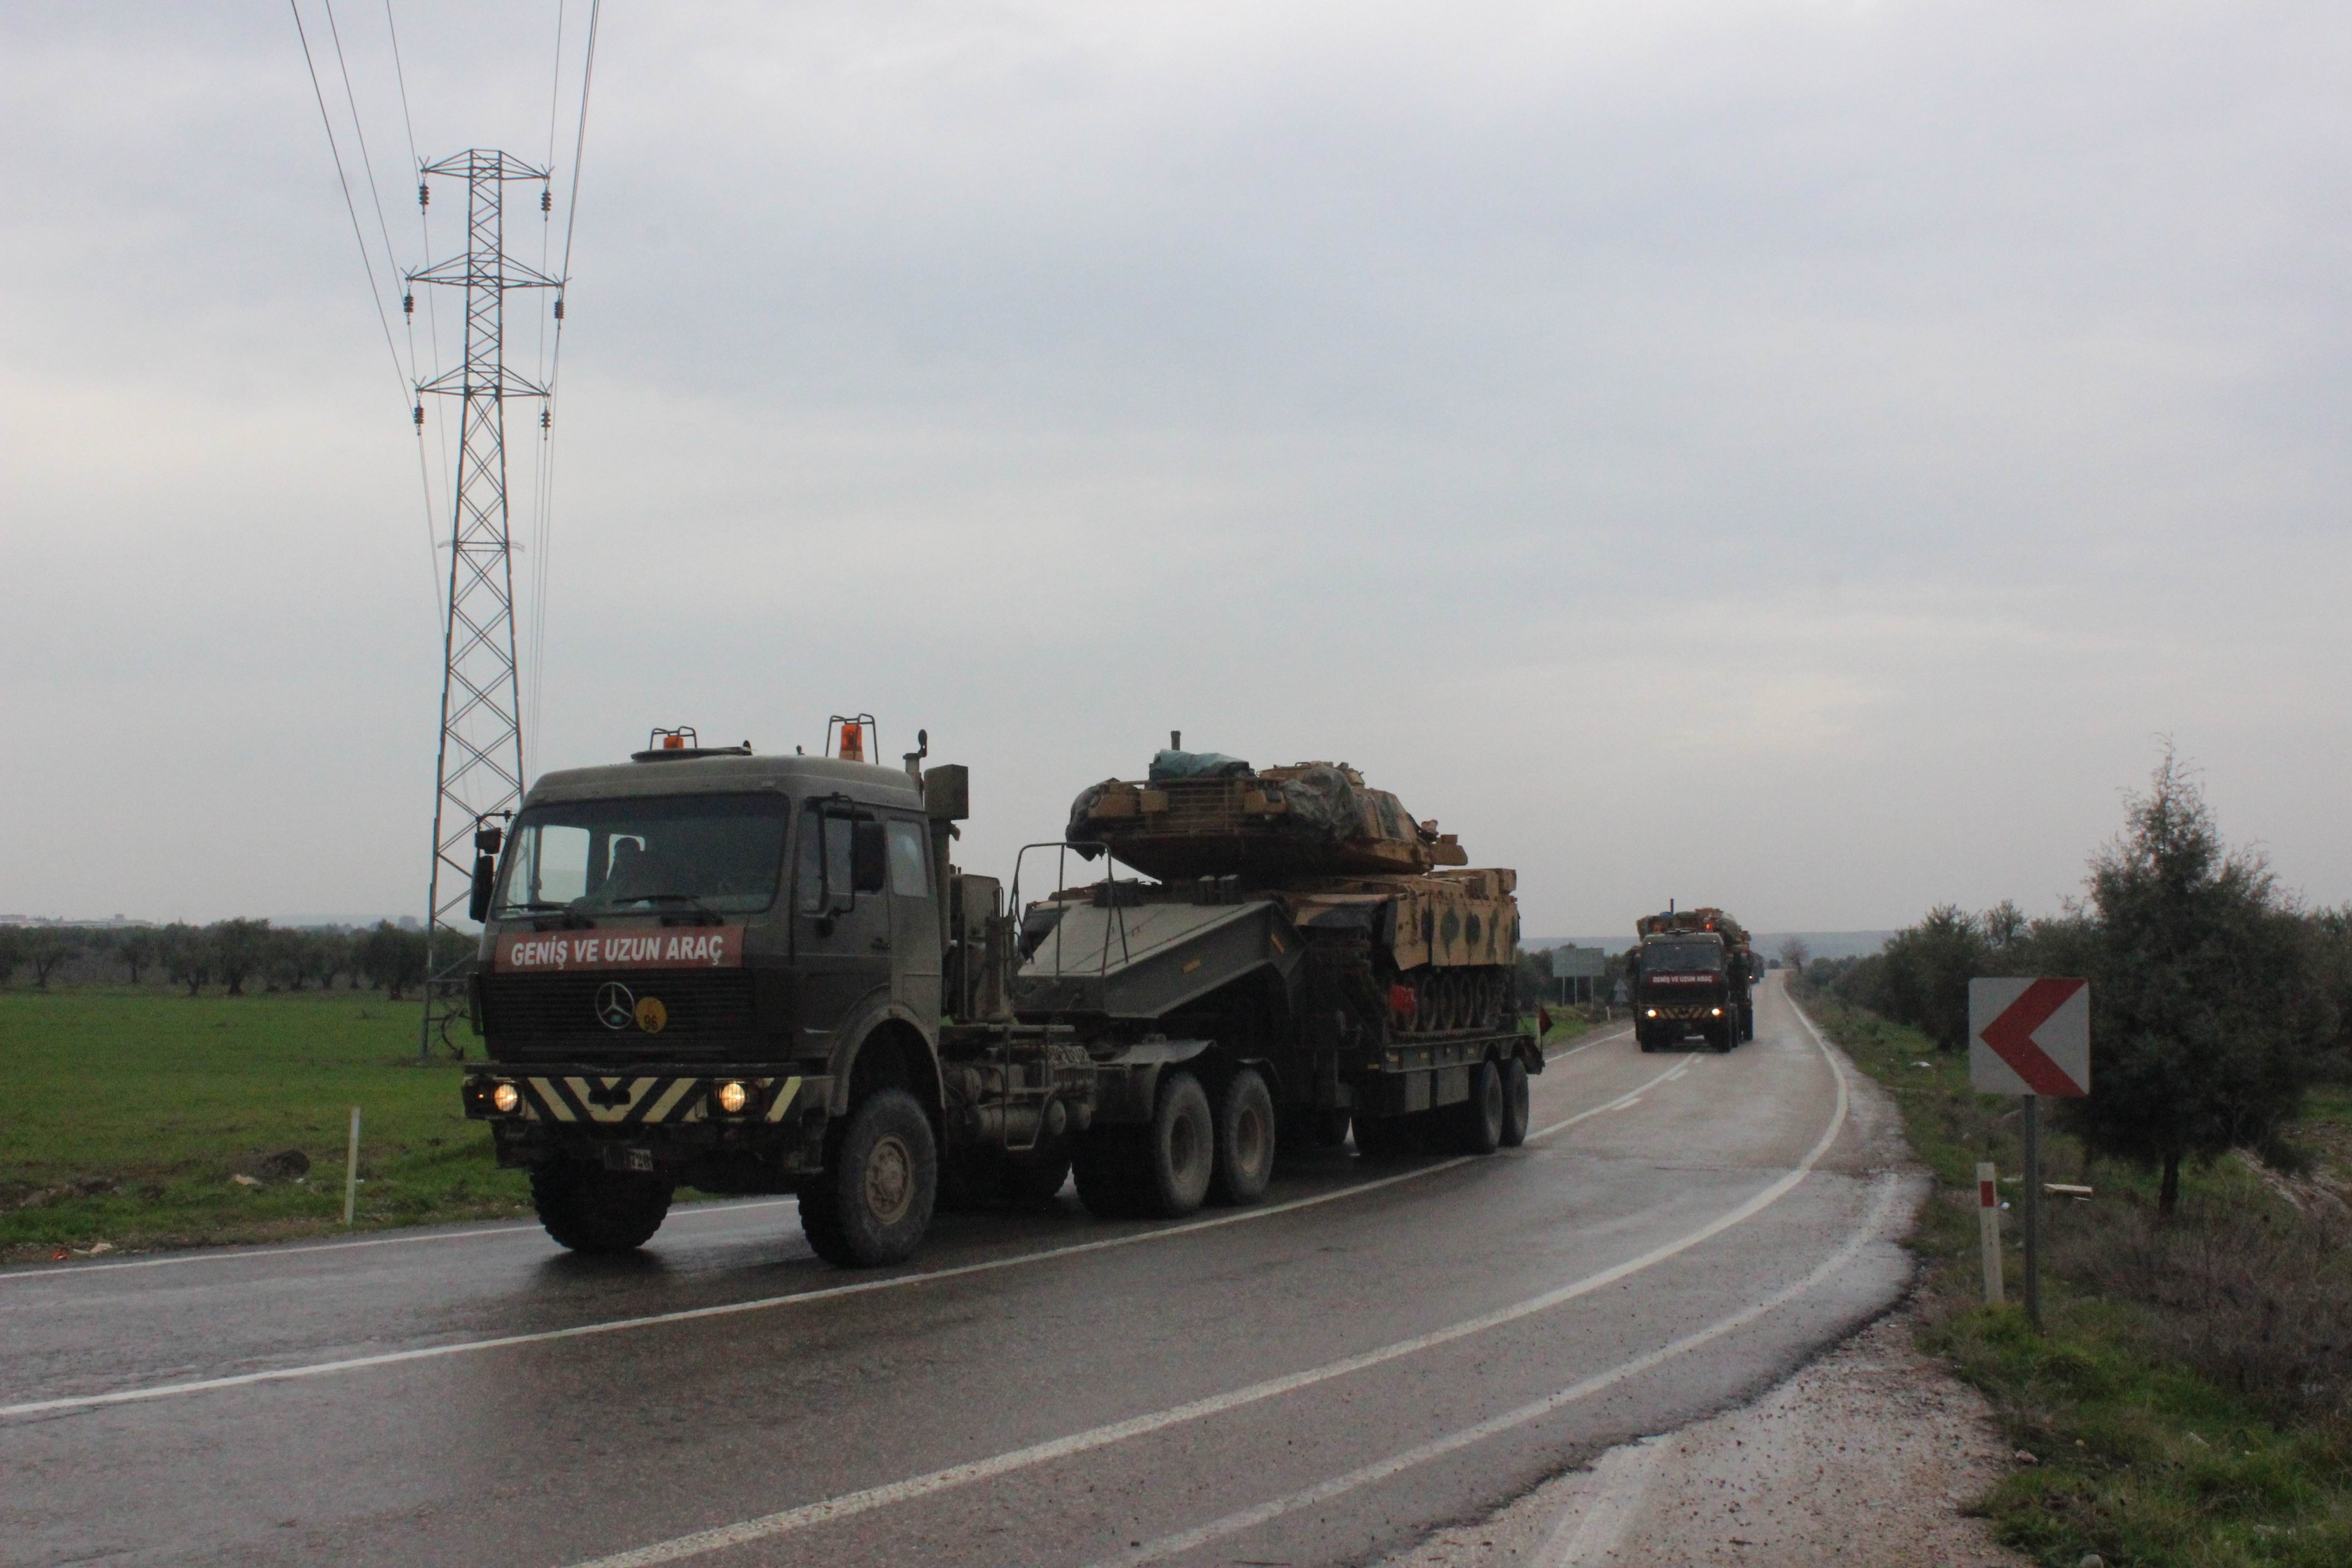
(606, 1146), (655, 1174)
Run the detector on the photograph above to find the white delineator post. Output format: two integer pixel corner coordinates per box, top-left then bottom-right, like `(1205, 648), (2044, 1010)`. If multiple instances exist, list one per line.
(343, 1106), (362, 1226)
(1977, 1160), (2004, 1306)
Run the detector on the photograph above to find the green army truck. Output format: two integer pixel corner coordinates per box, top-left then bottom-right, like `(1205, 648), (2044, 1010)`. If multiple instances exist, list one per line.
(459, 730), (1534, 1266)
(1628, 906), (1758, 1051)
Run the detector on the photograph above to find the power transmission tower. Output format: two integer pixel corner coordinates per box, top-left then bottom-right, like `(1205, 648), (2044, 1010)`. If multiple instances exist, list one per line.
(408, 149), (561, 1058)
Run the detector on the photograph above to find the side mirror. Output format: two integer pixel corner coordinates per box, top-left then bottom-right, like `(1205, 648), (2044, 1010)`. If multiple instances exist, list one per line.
(852, 822), (887, 893)
(467, 853), (498, 922)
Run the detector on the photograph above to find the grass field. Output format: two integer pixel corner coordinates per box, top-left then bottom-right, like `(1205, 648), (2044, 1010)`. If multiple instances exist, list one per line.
(0, 988), (530, 1261)
(1796, 985), (2352, 1568)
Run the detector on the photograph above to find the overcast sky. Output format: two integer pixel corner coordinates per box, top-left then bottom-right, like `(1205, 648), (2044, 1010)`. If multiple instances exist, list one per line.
(4, 1), (2347, 936)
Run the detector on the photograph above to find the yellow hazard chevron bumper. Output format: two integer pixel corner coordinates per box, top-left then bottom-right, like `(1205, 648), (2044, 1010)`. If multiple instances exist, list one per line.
(462, 1071), (813, 1128)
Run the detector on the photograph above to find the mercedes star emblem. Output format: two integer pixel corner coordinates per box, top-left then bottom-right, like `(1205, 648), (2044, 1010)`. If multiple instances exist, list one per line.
(594, 981), (637, 1031)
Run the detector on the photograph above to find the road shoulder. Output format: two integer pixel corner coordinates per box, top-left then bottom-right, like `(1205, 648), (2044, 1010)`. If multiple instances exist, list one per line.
(1386, 1305), (2030, 1568)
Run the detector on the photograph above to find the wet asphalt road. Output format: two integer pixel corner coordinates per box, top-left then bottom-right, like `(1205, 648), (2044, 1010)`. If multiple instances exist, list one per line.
(1, 978), (1921, 1568)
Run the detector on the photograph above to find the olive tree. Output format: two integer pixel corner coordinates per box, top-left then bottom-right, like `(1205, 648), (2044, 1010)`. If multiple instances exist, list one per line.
(162, 923), (214, 996)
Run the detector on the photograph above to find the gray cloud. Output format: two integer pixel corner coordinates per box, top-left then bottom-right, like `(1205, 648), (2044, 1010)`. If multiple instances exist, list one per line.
(5, 1), (2346, 934)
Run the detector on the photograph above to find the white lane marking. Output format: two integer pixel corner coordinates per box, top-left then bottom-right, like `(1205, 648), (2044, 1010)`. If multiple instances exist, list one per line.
(1543, 1024), (1631, 1063)
(0, 1056), (1696, 1419)
(1527, 1057), (1689, 1142)
(1539, 1436), (1671, 1568)
(1093, 1176), (1903, 1568)
(0, 1199), (800, 1285)
(556, 1033), (1849, 1568)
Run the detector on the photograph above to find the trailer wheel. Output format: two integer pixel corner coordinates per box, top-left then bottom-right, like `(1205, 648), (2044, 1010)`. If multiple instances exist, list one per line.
(1451, 1059), (1505, 1154)
(1209, 1068), (1276, 1206)
(530, 1159), (673, 1254)
(1141, 1071), (1215, 1218)
(1073, 1127), (1145, 1219)
(1499, 1057), (1531, 1147)
(800, 1089), (937, 1267)
(1741, 1004), (1755, 1043)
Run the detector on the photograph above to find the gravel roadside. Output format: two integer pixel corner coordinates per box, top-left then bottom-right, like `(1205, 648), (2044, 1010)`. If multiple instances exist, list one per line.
(1387, 1307), (2030, 1568)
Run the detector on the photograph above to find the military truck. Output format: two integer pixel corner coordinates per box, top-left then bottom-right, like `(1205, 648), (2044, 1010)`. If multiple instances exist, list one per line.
(458, 729), (1533, 1266)
(1628, 906), (1757, 1051)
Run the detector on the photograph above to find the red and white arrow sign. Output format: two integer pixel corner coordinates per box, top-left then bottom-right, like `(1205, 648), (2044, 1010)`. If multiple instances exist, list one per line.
(1968, 977), (2089, 1097)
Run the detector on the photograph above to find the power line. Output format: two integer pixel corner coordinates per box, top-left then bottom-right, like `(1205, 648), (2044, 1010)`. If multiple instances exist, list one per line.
(529, 0), (603, 751)
(289, 0), (405, 396)
(322, 0), (407, 351)
(382, 0), (456, 616)
(289, 0), (440, 621)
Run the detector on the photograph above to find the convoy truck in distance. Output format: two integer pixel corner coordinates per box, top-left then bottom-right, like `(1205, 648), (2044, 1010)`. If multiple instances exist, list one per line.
(458, 731), (1534, 1266)
(1629, 906), (1758, 1051)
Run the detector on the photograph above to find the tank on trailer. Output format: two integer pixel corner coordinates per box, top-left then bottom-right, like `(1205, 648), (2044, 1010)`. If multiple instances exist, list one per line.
(1019, 747), (1532, 1181)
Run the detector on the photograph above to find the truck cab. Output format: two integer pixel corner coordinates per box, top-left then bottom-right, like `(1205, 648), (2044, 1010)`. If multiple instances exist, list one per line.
(1631, 931), (1739, 1051)
(462, 740), (966, 1265)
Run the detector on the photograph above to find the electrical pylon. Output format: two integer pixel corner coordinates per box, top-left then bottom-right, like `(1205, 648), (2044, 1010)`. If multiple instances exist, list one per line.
(408, 149), (561, 1058)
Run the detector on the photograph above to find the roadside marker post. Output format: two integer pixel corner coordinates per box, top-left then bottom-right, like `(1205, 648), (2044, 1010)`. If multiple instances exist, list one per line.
(1969, 978), (2089, 1332)
(343, 1106), (362, 1226)
(1976, 1161), (2003, 1306)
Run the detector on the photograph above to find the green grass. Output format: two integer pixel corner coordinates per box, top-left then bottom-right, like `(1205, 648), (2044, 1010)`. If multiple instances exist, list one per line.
(0, 987), (529, 1261)
(1795, 986), (2352, 1567)
(1523, 1006), (1598, 1052)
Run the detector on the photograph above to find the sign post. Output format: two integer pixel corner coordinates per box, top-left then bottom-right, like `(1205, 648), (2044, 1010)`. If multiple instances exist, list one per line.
(1549, 946), (1605, 1007)
(1969, 977), (2089, 1332)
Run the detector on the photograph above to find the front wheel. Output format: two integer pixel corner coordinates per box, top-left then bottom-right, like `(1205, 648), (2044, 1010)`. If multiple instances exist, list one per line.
(1499, 1057), (1531, 1147)
(531, 1158), (673, 1254)
(800, 1089), (937, 1267)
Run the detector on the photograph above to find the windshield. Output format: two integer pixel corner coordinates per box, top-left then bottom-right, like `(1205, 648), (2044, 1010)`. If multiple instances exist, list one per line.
(495, 793), (789, 916)
(1641, 939), (1725, 974)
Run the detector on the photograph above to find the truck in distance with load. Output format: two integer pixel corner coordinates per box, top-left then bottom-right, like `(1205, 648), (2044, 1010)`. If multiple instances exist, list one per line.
(1628, 905), (1757, 1052)
(458, 726), (1535, 1266)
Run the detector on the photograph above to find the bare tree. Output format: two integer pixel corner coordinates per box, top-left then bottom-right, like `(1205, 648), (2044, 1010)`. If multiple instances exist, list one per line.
(1777, 936), (1810, 973)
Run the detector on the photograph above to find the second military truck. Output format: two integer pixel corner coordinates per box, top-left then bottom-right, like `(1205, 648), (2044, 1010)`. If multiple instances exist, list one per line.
(1628, 905), (1758, 1051)
(460, 731), (1532, 1265)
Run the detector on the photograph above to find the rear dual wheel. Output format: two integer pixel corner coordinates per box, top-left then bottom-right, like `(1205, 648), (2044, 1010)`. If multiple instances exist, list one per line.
(1073, 1069), (1220, 1220)
(1209, 1068), (1275, 1206)
(1499, 1057), (1531, 1147)
(1451, 1058), (1505, 1154)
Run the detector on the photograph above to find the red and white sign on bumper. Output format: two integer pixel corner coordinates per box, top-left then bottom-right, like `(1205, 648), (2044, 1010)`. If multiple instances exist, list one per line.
(496, 927), (743, 973)
(1968, 976), (2089, 1097)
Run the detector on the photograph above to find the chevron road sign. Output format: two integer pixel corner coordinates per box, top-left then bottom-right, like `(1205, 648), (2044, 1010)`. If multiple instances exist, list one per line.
(1969, 976), (2090, 1097)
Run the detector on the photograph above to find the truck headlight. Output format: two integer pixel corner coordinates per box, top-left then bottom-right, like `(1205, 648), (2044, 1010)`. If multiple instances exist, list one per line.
(1644, 1009), (1658, 1019)
(715, 1081), (750, 1115)
(1710, 1007), (1723, 1017)
(491, 1082), (522, 1114)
